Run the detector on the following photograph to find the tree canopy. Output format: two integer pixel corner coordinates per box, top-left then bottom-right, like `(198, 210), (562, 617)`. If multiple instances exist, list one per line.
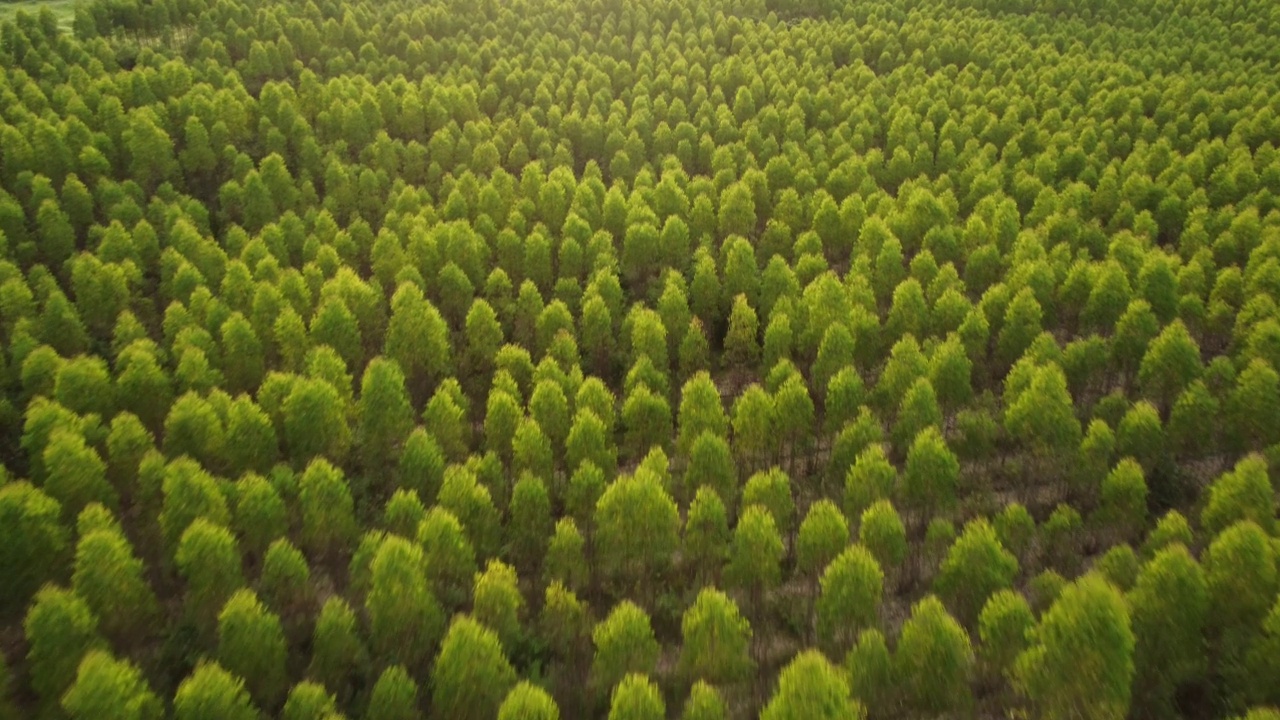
(0, 0), (1275, 714)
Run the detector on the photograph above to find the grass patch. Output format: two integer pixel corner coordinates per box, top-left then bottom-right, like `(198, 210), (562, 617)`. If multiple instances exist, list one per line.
(0, 0), (77, 31)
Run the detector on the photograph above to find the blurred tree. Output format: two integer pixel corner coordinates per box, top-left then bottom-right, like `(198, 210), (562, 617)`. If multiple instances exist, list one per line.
(845, 627), (893, 712)
(44, 429), (116, 521)
(727, 504), (784, 628)
(1201, 455), (1275, 537)
(1015, 575), (1134, 720)
(1128, 544), (1208, 718)
(844, 444), (896, 522)
(1204, 521), (1277, 683)
(607, 674), (665, 720)
(859, 500), (907, 575)
(217, 589), (288, 710)
(760, 650), (862, 720)
(680, 682), (727, 720)
(72, 525), (158, 648)
(685, 432), (737, 510)
(595, 471), (679, 599)
(901, 427), (959, 526)
(283, 378), (350, 465)
(279, 682), (337, 720)
(307, 598), (369, 707)
(24, 586), (104, 710)
(592, 601), (659, 698)
(259, 538), (313, 636)
(358, 357), (414, 484)
(508, 474), (553, 573)
(297, 459), (356, 561)
(978, 590), (1034, 685)
(365, 665), (420, 720)
(684, 486), (731, 587)
(61, 650), (163, 720)
(894, 596), (973, 716)
(175, 519), (243, 636)
(431, 616), (516, 720)
(472, 560), (524, 652)
(172, 663), (259, 720)
(0, 482), (68, 614)
(679, 588), (753, 686)
(233, 473), (286, 560)
(498, 682), (559, 720)
(815, 545), (882, 655)
(367, 536), (445, 673)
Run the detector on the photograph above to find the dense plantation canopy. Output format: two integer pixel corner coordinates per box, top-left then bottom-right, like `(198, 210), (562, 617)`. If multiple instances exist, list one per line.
(0, 0), (1278, 716)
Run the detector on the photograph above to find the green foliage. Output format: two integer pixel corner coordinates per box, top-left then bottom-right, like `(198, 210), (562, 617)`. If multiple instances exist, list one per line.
(365, 666), (420, 720)
(761, 650), (863, 720)
(858, 500), (907, 571)
(685, 432), (738, 509)
(544, 517), (587, 593)
(815, 545), (883, 655)
(1099, 459), (1149, 542)
(1203, 521), (1277, 651)
(993, 503), (1035, 562)
(172, 663), (259, 720)
(431, 616), (517, 720)
(399, 428), (446, 502)
(0, 0), (1274, 715)
(24, 586), (104, 708)
(498, 681), (559, 720)
(592, 601), (659, 697)
(1128, 544), (1208, 716)
(1246, 598), (1280, 708)
(367, 536), (446, 672)
(174, 519), (243, 635)
(1016, 575), (1135, 720)
(607, 674), (665, 720)
(72, 525), (158, 646)
(726, 504), (785, 602)
(595, 470), (679, 597)
(308, 598), (370, 708)
(260, 538), (312, 621)
(472, 560), (524, 652)
(1005, 363), (1082, 456)
(797, 500), (849, 580)
(217, 589), (288, 709)
(279, 682), (338, 720)
(44, 428), (116, 520)
(297, 458), (356, 560)
(416, 507), (476, 609)
(935, 518), (1019, 628)
(844, 444), (896, 521)
(677, 373), (728, 457)
(902, 427), (959, 521)
(1094, 544), (1140, 592)
(844, 628), (892, 711)
(723, 295), (760, 373)
(160, 458), (231, 555)
(0, 482), (68, 614)
(541, 581), (589, 661)
(283, 377), (351, 465)
(978, 590), (1034, 681)
(680, 682), (727, 720)
(62, 651), (163, 720)
(684, 486), (731, 586)
(1202, 455), (1275, 537)
(507, 474), (553, 573)
(679, 588), (753, 685)
(894, 596), (973, 715)
(742, 468), (794, 535)
(358, 357), (414, 482)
